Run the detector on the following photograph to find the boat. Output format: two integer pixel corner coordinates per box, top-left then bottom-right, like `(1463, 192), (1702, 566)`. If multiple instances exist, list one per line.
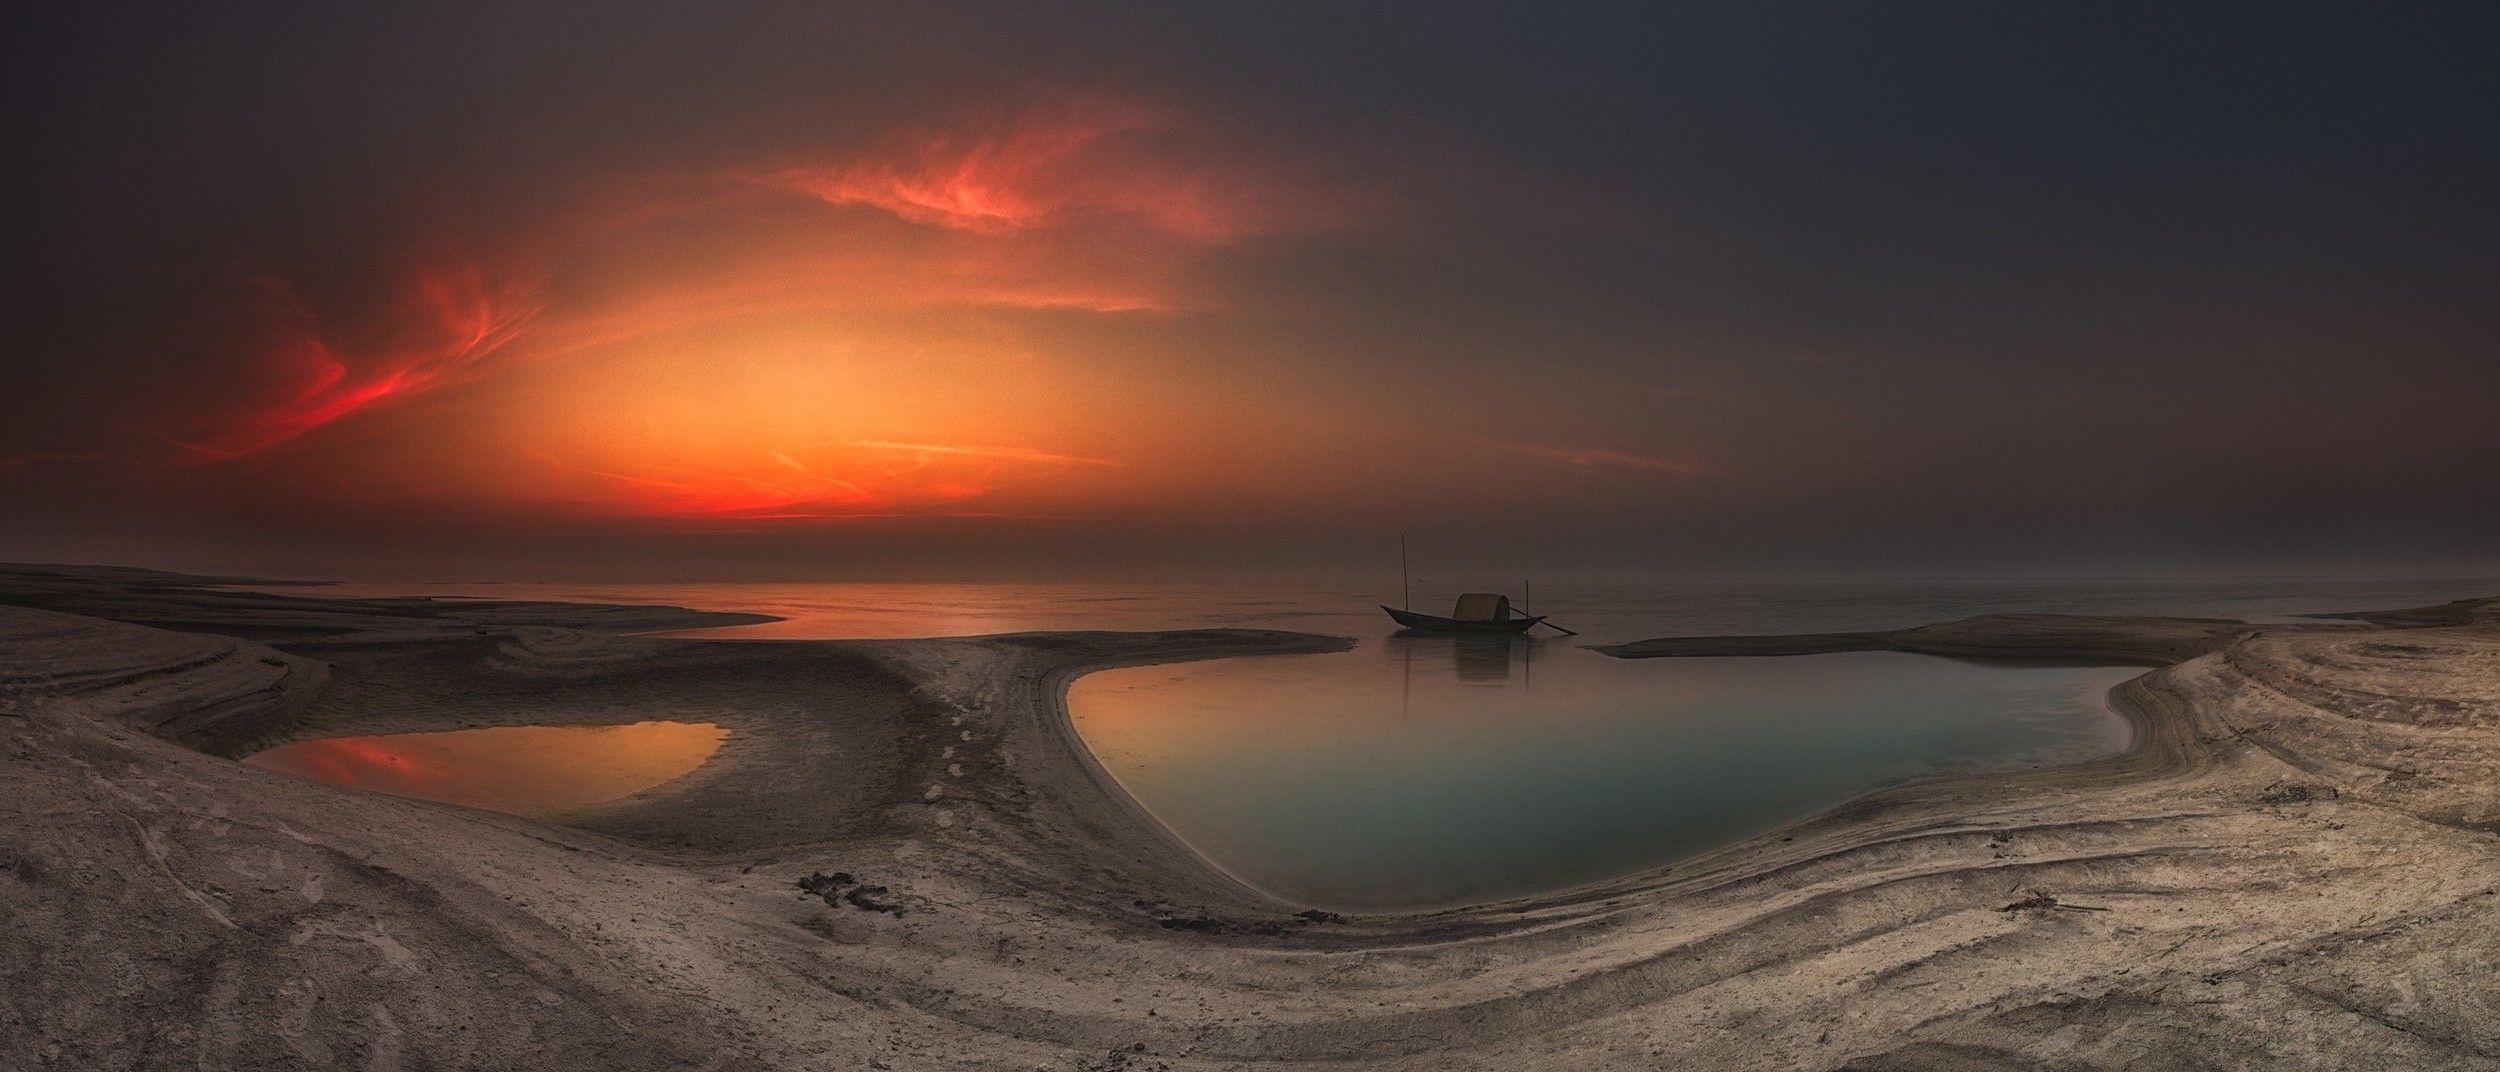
(1382, 536), (1577, 635)
(1382, 594), (1547, 634)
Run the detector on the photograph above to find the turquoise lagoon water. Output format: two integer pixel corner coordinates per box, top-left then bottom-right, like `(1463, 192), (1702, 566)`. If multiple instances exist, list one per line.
(1070, 644), (2132, 908)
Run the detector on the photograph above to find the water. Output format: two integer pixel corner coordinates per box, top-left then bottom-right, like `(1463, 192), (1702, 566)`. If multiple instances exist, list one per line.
(228, 576), (2494, 905)
(231, 576), (2497, 643)
(245, 721), (727, 816)
(1071, 644), (2132, 908)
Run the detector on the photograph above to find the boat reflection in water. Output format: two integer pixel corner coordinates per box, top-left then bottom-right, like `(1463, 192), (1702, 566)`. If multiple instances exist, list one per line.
(1392, 632), (1539, 695)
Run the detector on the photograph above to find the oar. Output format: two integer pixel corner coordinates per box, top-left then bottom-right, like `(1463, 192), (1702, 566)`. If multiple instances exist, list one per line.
(1521, 580), (1577, 635)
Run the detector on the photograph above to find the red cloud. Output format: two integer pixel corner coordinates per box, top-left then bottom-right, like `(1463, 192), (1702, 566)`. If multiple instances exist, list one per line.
(171, 266), (539, 463)
(155, 93), (1376, 516)
(754, 97), (1353, 243)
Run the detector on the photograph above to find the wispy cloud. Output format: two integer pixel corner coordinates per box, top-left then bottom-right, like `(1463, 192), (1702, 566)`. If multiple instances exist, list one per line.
(168, 267), (541, 464)
(160, 98), (1346, 470)
(140, 91), (1375, 544)
(842, 440), (1124, 467)
(760, 99), (1164, 235)
(750, 96), (1360, 243)
(1495, 440), (1711, 475)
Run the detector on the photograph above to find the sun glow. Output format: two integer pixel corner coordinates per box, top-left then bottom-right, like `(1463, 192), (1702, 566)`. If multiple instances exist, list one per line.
(559, 441), (1089, 522)
(146, 95), (1381, 531)
(447, 316), (1147, 524)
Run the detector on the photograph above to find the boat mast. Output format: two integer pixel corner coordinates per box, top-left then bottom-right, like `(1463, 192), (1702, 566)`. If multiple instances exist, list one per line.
(1400, 534), (1411, 611)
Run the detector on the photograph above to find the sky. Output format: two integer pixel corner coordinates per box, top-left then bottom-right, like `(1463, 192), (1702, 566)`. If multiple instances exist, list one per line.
(3, 2), (2495, 582)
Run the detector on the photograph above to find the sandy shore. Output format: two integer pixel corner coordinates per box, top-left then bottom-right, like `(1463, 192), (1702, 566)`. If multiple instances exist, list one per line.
(6, 565), (2500, 1069)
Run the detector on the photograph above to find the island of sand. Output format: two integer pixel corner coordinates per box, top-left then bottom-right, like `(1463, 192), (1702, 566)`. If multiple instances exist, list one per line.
(5, 564), (2499, 1069)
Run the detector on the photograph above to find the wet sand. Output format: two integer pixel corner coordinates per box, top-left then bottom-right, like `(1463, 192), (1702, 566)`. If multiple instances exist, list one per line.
(6, 564), (2500, 1069)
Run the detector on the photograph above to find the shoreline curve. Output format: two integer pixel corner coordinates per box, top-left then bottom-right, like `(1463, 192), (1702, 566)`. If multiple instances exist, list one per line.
(9, 565), (2500, 1069)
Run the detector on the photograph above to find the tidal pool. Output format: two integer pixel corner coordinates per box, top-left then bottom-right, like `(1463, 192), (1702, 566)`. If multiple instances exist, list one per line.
(1069, 641), (2136, 910)
(245, 721), (728, 817)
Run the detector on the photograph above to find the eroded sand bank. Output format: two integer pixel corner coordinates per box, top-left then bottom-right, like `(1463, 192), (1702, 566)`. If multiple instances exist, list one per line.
(5, 565), (2499, 1069)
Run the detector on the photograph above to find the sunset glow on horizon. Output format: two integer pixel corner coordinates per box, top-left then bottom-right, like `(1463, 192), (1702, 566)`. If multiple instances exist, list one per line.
(11, 4), (2492, 581)
(17, 10), (2500, 1067)
(142, 96), (1351, 528)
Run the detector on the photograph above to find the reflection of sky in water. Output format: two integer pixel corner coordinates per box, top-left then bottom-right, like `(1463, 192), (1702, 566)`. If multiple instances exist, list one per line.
(246, 721), (726, 816)
(1071, 644), (2134, 910)
(228, 576), (2499, 643)
(217, 578), (2492, 905)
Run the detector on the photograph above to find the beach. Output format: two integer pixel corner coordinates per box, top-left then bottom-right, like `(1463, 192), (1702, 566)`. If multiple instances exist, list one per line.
(6, 563), (2500, 1069)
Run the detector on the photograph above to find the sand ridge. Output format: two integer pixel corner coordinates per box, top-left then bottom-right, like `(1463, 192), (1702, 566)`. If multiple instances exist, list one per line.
(5, 566), (2500, 1069)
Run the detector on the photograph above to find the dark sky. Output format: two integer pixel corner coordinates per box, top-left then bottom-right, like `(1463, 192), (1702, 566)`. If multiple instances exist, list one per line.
(4, 2), (2495, 581)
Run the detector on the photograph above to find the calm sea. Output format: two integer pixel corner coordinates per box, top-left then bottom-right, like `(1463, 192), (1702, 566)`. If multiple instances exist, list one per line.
(240, 575), (2497, 643)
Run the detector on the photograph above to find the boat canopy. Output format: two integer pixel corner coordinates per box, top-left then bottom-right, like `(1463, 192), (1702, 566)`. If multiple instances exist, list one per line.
(1451, 593), (1514, 621)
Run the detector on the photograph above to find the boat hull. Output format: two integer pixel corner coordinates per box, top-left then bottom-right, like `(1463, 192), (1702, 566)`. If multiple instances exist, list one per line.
(1380, 606), (1544, 634)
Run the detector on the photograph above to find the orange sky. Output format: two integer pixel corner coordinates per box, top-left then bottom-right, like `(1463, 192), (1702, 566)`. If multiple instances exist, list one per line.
(152, 96), (1450, 534)
(10, 4), (2495, 580)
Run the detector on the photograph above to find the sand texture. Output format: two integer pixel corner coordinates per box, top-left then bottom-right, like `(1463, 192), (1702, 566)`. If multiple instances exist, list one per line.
(6, 565), (2500, 1070)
